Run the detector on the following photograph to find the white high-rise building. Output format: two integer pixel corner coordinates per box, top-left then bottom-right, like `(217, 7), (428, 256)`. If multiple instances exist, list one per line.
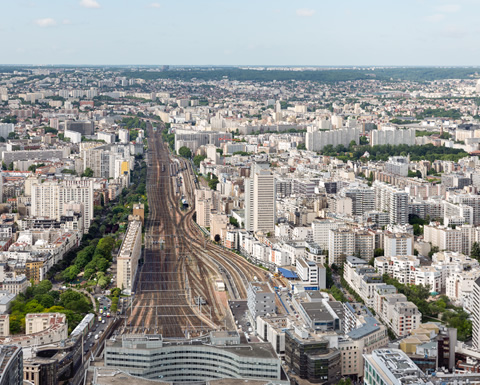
(385, 156), (409, 177)
(342, 185), (375, 216)
(371, 127), (416, 146)
(245, 169), (276, 234)
(0, 123), (14, 139)
(31, 179), (94, 232)
(311, 219), (342, 250)
(306, 127), (360, 152)
(384, 233), (414, 258)
(328, 228), (355, 266)
(118, 129), (130, 143)
(374, 182), (409, 225)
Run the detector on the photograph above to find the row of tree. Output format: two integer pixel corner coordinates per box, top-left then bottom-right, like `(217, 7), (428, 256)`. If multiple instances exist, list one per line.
(321, 143), (468, 163)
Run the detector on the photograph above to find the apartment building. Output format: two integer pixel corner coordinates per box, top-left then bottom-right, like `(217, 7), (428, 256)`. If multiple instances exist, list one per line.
(355, 229), (375, 260)
(329, 228), (355, 266)
(373, 182), (409, 225)
(341, 185), (375, 216)
(344, 259), (383, 308)
(245, 169), (276, 234)
(0, 313), (67, 347)
(370, 127), (416, 146)
(306, 126), (360, 152)
(385, 156), (409, 177)
(375, 255), (420, 285)
(311, 218), (342, 250)
(424, 223), (464, 253)
(339, 313), (388, 378)
(373, 286), (421, 338)
(116, 220), (142, 293)
(446, 268), (480, 311)
(31, 179), (94, 233)
(384, 232), (414, 258)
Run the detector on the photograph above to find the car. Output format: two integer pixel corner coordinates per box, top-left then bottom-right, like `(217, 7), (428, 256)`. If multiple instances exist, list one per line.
(246, 322), (251, 327)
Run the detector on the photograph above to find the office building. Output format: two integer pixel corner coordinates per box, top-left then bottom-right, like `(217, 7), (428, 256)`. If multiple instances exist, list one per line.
(104, 333), (285, 383)
(247, 282), (275, 321)
(364, 349), (427, 385)
(0, 345), (23, 385)
(284, 328), (341, 383)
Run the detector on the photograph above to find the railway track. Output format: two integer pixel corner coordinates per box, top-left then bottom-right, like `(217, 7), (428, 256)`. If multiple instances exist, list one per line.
(127, 124), (284, 337)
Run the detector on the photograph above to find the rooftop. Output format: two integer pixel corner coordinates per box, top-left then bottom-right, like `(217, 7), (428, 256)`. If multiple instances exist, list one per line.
(365, 349), (428, 385)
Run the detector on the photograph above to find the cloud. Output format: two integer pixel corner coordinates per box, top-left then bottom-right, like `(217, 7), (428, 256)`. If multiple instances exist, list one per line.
(296, 8), (315, 17)
(35, 18), (56, 27)
(436, 4), (461, 13)
(62, 19), (72, 25)
(80, 0), (100, 9)
(442, 24), (467, 38)
(425, 13), (445, 22)
(148, 2), (161, 8)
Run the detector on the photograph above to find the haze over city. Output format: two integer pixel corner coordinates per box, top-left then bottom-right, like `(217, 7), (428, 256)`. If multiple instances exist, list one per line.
(3, 0), (480, 65)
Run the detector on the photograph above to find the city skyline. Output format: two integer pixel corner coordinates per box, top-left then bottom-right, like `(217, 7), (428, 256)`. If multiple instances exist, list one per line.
(2, 0), (480, 66)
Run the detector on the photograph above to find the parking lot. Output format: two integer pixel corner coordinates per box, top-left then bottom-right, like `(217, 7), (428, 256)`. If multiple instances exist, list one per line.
(228, 300), (260, 342)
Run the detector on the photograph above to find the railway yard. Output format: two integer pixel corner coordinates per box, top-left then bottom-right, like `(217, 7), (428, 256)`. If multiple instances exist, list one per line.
(125, 124), (282, 338)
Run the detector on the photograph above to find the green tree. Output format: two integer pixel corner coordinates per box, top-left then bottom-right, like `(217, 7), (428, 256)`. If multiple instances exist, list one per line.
(193, 154), (207, 167)
(428, 246), (440, 259)
(178, 146), (192, 158)
(62, 265), (80, 282)
(33, 280), (52, 296)
(229, 216), (239, 228)
(81, 167), (94, 177)
(472, 242), (480, 260)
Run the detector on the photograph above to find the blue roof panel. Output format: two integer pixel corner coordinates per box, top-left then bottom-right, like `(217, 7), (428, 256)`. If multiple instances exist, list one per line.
(277, 268), (298, 279)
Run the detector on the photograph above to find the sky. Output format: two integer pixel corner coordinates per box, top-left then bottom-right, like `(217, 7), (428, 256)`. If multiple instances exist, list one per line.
(1, 0), (480, 66)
